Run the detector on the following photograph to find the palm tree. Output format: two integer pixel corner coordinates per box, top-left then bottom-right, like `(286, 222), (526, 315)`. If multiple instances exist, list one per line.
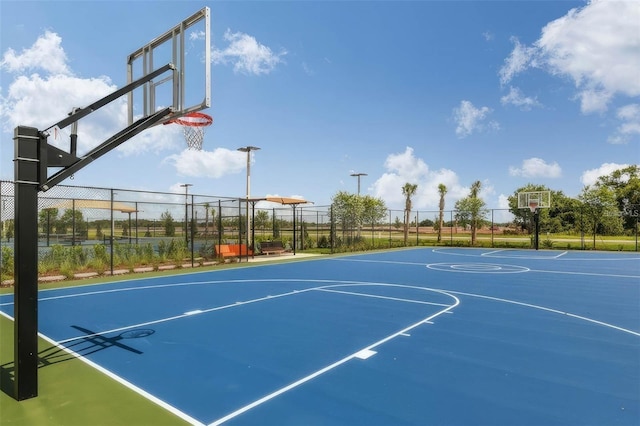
(402, 183), (418, 246)
(437, 183), (447, 243)
(469, 180), (482, 245)
(203, 202), (210, 236)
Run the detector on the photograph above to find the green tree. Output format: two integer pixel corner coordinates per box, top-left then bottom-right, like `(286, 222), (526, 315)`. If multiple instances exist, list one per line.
(594, 165), (640, 231)
(161, 210), (175, 237)
(437, 183), (447, 243)
(394, 217), (402, 229)
(331, 191), (363, 241)
(203, 202), (211, 235)
(579, 185), (623, 248)
(59, 208), (87, 237)
(361, 195), (388, 229)
(254, 210), (270, 231)
(96, 222), (104, 240)
(455, 180), (487, 245)
(507, 184), (577, 234)
(38, 208), (59, 236)
(5, 219), (14, 241)
(402, 183), (418, 246)
(331, 191), (387, 243)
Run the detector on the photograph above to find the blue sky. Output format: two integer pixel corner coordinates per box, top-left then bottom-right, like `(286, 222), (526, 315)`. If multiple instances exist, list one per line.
(1, 0), (638, 211)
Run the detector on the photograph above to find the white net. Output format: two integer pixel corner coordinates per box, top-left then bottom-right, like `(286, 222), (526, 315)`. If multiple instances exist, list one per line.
(182, 126), (206, 150)
(170, 112), (213, 150)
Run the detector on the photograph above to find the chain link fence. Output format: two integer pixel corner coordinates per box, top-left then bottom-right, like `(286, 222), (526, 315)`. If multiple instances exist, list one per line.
(1, 180), (638, 283)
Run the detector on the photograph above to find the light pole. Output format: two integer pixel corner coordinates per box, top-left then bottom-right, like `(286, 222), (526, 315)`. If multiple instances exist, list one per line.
(238, 146), (260, 257)
(350, 172), (367, 196)
(180, 183), (192, 246)
(350, 172), (367, 238)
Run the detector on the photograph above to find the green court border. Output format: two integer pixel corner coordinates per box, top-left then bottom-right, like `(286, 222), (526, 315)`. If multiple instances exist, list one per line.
(0, 253), (333, 425)
(0, 313), (189, 425)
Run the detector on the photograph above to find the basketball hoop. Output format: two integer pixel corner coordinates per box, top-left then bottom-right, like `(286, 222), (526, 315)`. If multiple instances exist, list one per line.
(165, 111), (213, 150)
(529, 199), (539, 214)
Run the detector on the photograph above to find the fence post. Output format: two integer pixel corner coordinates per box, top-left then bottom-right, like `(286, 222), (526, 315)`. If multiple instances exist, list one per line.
(450, 210), (453, 246)
(191, 194), (195, 267)
(110, 189), (114, 275)
(491, 209), (494, 248)
(416, 211), (419, 246)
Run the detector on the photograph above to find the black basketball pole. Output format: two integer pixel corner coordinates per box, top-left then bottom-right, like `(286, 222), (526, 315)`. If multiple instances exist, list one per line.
(13, 126), (41, 400)
(534, 209), (540, 250)
(13, 106), (172, 401)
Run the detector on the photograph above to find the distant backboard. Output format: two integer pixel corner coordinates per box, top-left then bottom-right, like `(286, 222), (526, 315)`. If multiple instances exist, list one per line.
(518, 191), (551, 212)
(127, 7), (211, 126)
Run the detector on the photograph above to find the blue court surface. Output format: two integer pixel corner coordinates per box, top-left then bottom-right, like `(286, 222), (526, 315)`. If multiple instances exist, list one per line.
(1, 248), (639, 425)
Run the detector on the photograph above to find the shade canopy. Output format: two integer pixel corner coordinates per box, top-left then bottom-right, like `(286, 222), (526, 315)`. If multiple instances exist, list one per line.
(50, 199), (138, 213)
(264, 196), (312, 205)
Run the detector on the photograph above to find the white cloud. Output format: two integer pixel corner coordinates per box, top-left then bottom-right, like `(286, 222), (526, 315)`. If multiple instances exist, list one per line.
(580, 162), (630, 186)
(453, 100), (499, 138)
(117, 123), (182, 155)
(301, 62), (314, 76)
(1, 73), (121, 151)
(212, 29), (286, 75)
(499, 0), (640, 114)
(498, 194), (510, 209)
(608, 104), (640, 144)
(500, 86), (542, 110)
(0, 30), (71, 75)
(495, 194), (516, 223)
(164, 148), (247, 178)
(0, 31), (185, 157)
(482, 31), (494, 42)
(371, 147), (468, 210)
(509, 157), (562, 178)
(189, 30), (206, 41)
(499, 37), (537, 86)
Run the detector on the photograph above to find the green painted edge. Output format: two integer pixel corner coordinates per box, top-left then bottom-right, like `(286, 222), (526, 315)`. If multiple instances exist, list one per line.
(0, 314), (189, 426)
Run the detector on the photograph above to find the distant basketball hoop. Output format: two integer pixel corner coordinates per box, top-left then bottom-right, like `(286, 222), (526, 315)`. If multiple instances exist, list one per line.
(166, 111), (213, 150)
(518, 190), (551, 251)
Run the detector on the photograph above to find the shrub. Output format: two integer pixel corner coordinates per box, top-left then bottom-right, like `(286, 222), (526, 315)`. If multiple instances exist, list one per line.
(157, 240), (167, 260)
(59, 261), (76, 279)
(1, 246), (14, 278)
(93, 243), (108, 262)
(88, 257), (106, 275)
(317, 235), (330, 248)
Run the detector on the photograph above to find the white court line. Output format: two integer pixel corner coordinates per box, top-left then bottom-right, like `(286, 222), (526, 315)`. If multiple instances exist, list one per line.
(531, 268), (639, 280)
(0, 310), (205, 426)
(433, 247), (640, 261)
(55, 288), (315, 345)
(447, 289), (640, 337)
(7, 275), (636, 424)
(481, 249), (505, 256)
(554, 251), (569, 258)
(331, 258), (428, 266)
(208, 295), (459, 426)
(354, 349), (377, 359)
(314, 288), (451, 307)
(0, 278), (335, 307)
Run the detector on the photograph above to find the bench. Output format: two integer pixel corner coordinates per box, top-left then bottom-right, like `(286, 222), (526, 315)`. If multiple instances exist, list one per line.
(215, 244), (254, 258)
(215, 244), (234, 258)
(61, 234), (85, 244)
(259, 241), (286, 255)
(229, 244), (253, 256)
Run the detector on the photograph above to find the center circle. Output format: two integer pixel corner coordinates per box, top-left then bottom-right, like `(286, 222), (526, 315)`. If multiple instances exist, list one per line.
(427, 263), (529, 273)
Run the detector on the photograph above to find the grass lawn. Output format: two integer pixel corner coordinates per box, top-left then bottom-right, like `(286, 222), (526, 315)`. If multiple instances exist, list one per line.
(0, 312), (188, 425)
